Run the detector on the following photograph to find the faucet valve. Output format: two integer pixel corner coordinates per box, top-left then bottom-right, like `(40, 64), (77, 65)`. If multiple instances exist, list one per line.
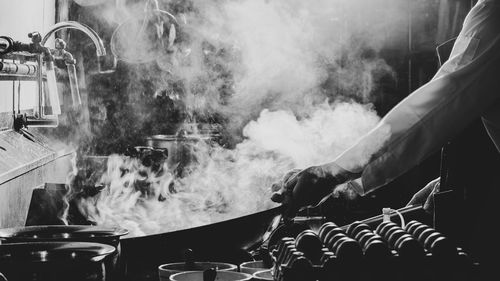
(53, 38), (76, 65)
(51, 38), (81, 107)
(28, 32), (42, 44)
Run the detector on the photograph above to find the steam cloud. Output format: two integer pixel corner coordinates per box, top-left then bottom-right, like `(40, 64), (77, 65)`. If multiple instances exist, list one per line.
(170, 0), (401, 129)
(70, 0), (406, 236)
(76, 102), (381, 237)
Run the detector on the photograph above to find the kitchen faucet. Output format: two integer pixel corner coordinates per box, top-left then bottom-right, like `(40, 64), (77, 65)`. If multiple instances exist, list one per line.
(0, 21), (113, 129)
(41, 21), (112, 73)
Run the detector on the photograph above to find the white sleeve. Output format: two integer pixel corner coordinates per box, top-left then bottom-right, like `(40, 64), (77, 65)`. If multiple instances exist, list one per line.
(334, 1), (500, 194)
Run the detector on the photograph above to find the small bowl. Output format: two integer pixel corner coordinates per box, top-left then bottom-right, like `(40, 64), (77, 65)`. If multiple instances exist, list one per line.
(169, 271), (252, 281)
(158, 262), (237, 281)
(239, 260), (270, 275)
(253, 269), (273, 281)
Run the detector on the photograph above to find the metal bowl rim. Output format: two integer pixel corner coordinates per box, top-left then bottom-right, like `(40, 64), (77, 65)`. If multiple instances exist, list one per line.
(0, 225), (129, 241)
(168, 270), (252, 281)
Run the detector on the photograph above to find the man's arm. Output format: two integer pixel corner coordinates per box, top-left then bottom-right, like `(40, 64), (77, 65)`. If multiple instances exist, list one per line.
(332, 1), (500, 194)
(273, 1), (500, 216)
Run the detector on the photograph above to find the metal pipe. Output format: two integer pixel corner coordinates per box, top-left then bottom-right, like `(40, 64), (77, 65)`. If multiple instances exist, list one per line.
(0, 61), (37, 75)
(37, 54), (43, 118)
(408, 0), (413, 94)
(41, 21), (106, 56)
(12, 81), (15, 116)
(53, 38), (81, 106)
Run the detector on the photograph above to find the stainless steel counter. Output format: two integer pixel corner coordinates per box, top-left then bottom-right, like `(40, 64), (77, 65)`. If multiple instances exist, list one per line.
(0, 129), (74, 228)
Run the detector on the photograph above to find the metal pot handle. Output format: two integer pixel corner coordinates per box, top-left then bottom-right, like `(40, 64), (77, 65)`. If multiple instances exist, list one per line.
(203, 267), (217, 281)
(183, 248), (195, 269)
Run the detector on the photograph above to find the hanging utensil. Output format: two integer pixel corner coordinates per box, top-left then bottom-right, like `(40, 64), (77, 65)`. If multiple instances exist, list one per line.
(110, 0), (178, 64)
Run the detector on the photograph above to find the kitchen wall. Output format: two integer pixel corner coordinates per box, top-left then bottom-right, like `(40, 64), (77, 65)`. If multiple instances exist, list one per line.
(0, 0), (56, 128)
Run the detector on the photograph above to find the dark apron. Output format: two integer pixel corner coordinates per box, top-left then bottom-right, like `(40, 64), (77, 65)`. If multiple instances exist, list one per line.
(436, 37), (500, 280)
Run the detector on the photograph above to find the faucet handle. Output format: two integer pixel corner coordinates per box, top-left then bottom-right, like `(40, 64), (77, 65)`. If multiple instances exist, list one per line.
(28, 32), (42, 44)
(0, 36), (13, 54)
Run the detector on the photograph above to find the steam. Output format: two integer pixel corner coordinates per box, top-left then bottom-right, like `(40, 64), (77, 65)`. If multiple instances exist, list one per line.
(170, 0), (401, 128)
(102, 0), (399, 128)
(75, 102), (381, 237)
(67, 0), (407, 235)
(243, 102), (383, 167)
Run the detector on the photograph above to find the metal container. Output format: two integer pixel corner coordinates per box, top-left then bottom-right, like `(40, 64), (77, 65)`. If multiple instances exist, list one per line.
(144, 132), (219, 173)
(0, 225), (128, 281)
(0, 241), (115, 281)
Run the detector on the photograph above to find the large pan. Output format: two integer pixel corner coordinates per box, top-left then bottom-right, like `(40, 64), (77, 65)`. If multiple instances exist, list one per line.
(120, 206), (282, 281)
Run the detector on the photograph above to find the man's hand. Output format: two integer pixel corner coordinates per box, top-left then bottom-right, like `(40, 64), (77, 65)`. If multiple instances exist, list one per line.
(407, 177), (440, 213)
(271, 164), (346, 219)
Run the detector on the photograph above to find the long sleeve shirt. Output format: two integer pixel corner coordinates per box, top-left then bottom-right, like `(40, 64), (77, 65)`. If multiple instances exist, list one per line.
(334, 0), (500, 194)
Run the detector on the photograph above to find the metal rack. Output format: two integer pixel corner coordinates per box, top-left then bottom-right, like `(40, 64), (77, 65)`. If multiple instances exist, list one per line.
(0, 36), (59, 129)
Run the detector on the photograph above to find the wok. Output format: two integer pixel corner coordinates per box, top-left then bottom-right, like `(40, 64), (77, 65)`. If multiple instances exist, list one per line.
(120, 206), (282, 281)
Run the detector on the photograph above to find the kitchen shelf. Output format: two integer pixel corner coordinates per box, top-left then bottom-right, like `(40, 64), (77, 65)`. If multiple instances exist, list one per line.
(0, 74), (38, 81)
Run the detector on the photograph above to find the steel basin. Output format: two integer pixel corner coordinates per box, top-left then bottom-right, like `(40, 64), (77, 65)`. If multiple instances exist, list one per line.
(0, 241), (115, 281)
(0, 225), (128, 281)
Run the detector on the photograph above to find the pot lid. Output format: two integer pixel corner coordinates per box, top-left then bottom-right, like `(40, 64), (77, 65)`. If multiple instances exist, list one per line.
(146, 134), (181, 141)
(146, 133), (219, 142)
(0, 225), (128, 241)
(0, 241), (115, 263)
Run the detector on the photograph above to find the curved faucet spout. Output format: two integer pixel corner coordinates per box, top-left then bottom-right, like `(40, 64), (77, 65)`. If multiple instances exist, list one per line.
(42, 21), (114, 73)
(42, 21), (106, 56)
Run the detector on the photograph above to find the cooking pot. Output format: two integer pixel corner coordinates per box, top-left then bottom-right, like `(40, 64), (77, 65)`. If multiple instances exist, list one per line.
(0, 225), (127, 243)
(0, 225), (128, 281)
(169, 271), (252, 281)
(159, 261), (237, 281)
(0, 241), (115, 281)
(121, 206), (282, 281)
(74, 0), (107, 6)
(144, 132), (219, 173)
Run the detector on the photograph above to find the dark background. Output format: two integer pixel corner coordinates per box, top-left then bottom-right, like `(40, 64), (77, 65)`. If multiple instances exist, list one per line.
(51, 0), (492, 217)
